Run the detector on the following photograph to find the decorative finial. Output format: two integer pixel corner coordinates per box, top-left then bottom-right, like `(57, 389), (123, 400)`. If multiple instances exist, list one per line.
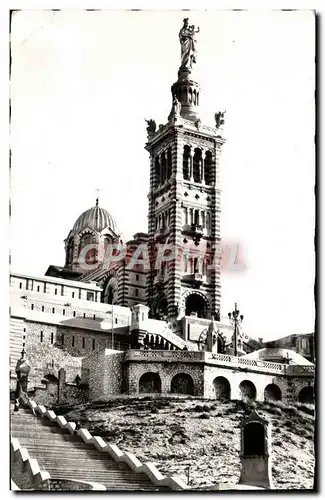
(95, 188), (102, 206)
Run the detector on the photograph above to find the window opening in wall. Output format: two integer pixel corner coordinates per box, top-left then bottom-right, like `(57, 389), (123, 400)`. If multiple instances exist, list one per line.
(31, 304), (34, 310)
(37, 285), (40, 292)
(51, 332), (54, 344)
(83, 313), (86, 318)
(92, 339), (95, 350)
(72, 292), (75, 298)
(115, 318), (118, 324)
(135, 289), (138, 297)
(93, 314), (96, 320)
(55, 289), (58, 295)
(19, 282), (22, 289)
(40, 331), (43, 342)
(82, 337), (85, 348)
(63, 309), (65, 316)
(42, 306), (44, 312)
(73, 311), (76, 317)
(52, 308), (55, 314)
(61, 286), (64, 296)
(44, 283), (47, 293)
(72, 336), (75, 347)
(136, 274), (139, 281)
(61, 334), (64, 345)
(87, 291), (94, 301)
(79, 289), (82, 299)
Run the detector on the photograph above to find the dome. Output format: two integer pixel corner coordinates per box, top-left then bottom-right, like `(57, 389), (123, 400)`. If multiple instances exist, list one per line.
(72, 199), (119, 235)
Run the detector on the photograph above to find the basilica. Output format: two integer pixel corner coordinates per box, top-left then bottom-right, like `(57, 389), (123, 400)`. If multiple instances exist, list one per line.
(10, 19), (314, 407)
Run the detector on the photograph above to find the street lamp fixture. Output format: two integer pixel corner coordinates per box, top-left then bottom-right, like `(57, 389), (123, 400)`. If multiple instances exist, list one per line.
(228, 302), (244, 357)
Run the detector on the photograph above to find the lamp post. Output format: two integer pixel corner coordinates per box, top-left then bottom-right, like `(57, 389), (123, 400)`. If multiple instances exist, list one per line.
(228, 302), (244, 357)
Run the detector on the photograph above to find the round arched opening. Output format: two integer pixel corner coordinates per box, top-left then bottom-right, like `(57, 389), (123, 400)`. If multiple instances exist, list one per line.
(103, 277), (118, 305)
(298, 386), (314, 404)
(213, 376), (231, 401)
(139, 372), (161, 394)
(171, 373), (194, 395)
(239, 380), (257, 401)
(185, 294), (208, 319)
(264, 384), (282, 402)
(156, 296), (168, 319)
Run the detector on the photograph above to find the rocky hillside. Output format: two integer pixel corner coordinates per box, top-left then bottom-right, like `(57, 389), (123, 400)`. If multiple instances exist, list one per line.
(55, 397), (315, 490)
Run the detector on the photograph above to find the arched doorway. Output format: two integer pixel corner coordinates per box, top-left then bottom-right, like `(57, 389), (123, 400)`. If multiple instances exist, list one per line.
(139, 373), (161, 394)
(185, 293), (208, 319)
(102, 277), (118, 304)
(298, 386), (314, 404)
(213, 376), (231, 400)
(243, 422), (265, 456)
(264, 384), (282, 402)
(239, 380), (257, 401)
(171, 373), (194, 395)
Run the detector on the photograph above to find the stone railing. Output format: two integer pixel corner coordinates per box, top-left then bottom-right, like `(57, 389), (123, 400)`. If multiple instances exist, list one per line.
(125, 349), (204, 362)
(125, 350), (314, 377)
(159, 326), (197, 351)
(11, 436), (51, 489)
(205, 353), (314, 377)
(285, 364), (315, 376)
(20, 395), (187, 491)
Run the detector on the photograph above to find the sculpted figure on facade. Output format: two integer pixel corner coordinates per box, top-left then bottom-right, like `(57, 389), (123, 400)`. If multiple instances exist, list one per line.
(145, 119), (156, 136)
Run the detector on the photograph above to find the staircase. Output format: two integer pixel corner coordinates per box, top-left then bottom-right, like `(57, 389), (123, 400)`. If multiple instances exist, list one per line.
(11, 407), (168, 491)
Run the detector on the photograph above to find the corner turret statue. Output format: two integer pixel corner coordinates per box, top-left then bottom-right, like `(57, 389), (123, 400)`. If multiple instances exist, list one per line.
(179, 18), (200, 72)
(215, 111), (226, 129)
(145, 119), (156, 137)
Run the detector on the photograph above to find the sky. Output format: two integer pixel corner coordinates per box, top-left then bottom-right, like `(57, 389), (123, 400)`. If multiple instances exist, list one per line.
(10, 9), (315, 340)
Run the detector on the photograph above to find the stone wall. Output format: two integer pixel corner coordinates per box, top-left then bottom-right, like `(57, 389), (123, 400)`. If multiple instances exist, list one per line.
(125, 361), (204, 396)
(83, 349), (125, 400)
(22, 320), (125, 389)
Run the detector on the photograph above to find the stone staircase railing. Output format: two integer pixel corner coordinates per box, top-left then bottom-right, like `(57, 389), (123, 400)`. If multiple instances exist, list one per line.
(19, 394), (187, 491)
(11, 436), (51, 489)
(159, 325), (197, 351)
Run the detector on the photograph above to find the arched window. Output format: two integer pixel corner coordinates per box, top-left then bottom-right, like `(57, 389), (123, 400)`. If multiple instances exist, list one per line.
(204, 151), (213, 185)
(161, 152), (166, 185)
(155, 156), (161, 186)
(183, 145), (191, 180)
(66, 238), (74, 265)
(193, 148), (202, 183)
(79, 233), (97, 265)
(167, 148), (172, 179)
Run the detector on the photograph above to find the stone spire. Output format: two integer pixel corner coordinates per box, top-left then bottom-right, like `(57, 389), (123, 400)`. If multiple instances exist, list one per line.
(168, 18), (201, 122)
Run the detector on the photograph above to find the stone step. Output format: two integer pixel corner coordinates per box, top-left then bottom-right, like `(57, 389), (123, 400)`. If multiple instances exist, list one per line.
(10, 407), (167, 490)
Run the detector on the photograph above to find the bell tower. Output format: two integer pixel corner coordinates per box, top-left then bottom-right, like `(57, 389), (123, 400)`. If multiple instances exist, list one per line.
(145, 19), (226, 336)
